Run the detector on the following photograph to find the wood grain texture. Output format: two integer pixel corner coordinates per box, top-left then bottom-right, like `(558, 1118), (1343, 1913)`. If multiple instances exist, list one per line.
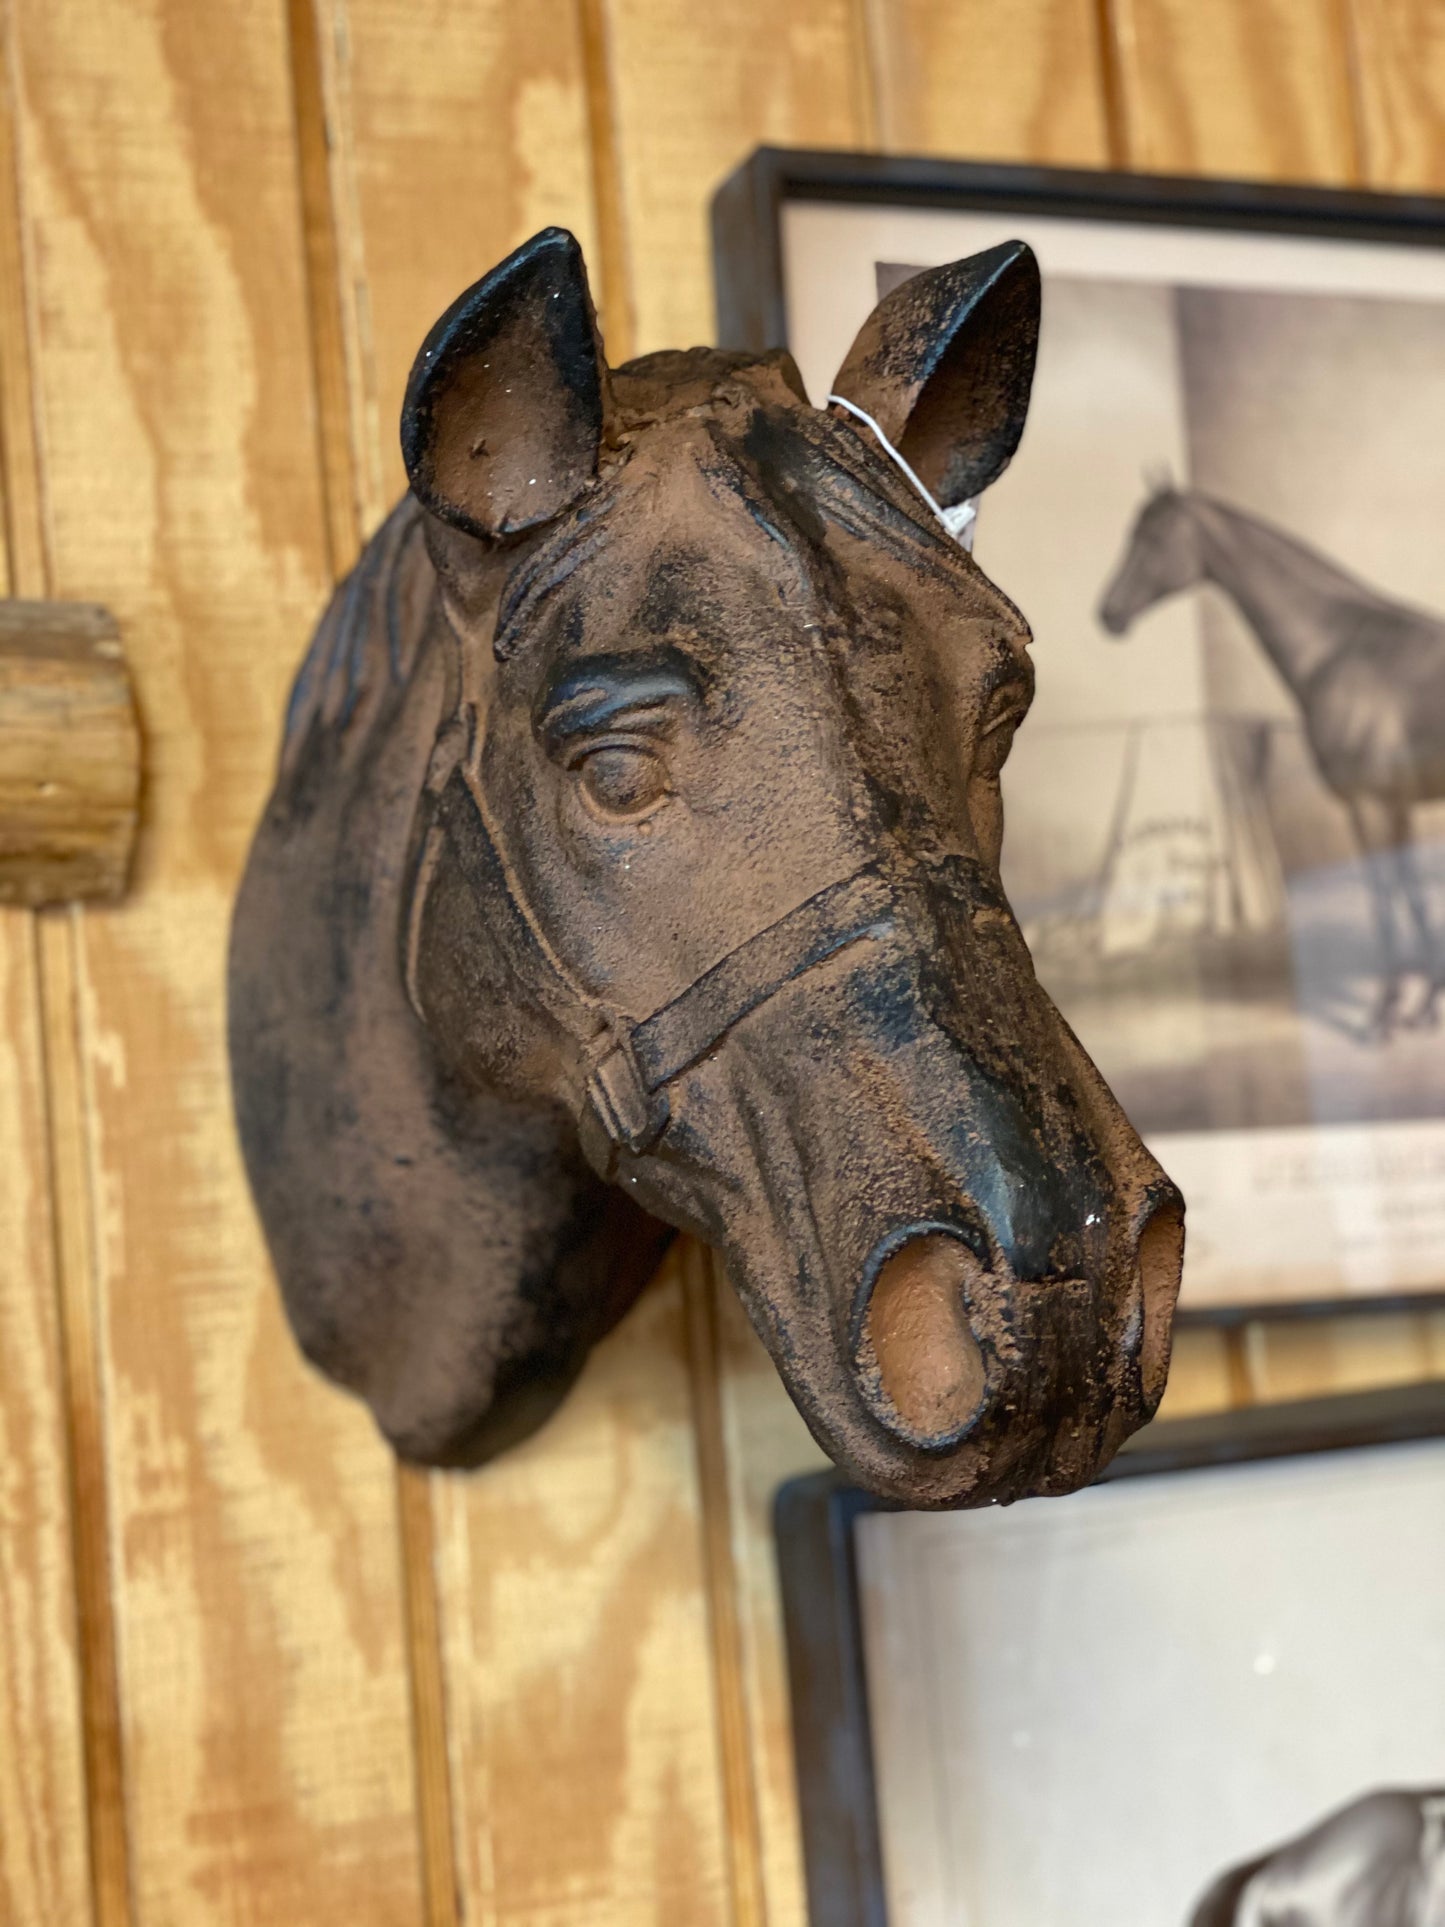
(0, 35), (108, 1921)
(1238, 1312), (1445, 1404)
(0, 600), (138, 905)
(431, 1257), (729, 1927)
(8, 0), (426, 1919)
(598, 0), (874, 354)
(0, 910), (92, 1927)
(311, 0), (601, 529)
(1349, 0), (1445, 189)
(1104, 0), (1361, 180)
(682, 1244), (766, 1927)
(714, 1289), (827, 1927)
(1155, 1326), (1240, 1417)
(284, 15), (463, 1918)
(863, 0), (1112, 164)
(34, 907), (134, 1927)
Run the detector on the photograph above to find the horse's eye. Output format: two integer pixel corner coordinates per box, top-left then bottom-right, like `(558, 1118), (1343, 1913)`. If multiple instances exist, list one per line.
(975, 701), (1025, 778)
(575, 743), (669, 819)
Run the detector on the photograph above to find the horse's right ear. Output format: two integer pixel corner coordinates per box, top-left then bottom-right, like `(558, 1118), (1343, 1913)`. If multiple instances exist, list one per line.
(830, 241), (1040, 505)
(401, 228), (612, 541)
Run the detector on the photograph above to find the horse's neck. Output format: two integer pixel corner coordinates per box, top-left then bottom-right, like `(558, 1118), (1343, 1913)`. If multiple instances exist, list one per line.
(1189, 496), (1371, 693)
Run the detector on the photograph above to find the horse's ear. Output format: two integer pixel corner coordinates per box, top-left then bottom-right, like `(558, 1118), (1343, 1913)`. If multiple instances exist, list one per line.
(401, 228), (612, 540)
(829, 240), (1040, 505)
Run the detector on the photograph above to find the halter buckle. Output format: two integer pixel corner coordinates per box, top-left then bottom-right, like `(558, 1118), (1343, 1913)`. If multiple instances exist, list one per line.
(584, 1027), (669, 1156)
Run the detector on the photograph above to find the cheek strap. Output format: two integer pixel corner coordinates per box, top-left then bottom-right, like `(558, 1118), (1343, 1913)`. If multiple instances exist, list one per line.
(828, 393), (978, 551)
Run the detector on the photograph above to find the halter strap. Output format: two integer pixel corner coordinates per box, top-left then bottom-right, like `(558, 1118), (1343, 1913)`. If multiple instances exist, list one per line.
(412, 769), (898, 1162)
(585, 866), (895, 1154)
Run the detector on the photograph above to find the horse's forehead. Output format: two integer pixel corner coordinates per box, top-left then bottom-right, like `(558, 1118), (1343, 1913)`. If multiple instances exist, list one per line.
(616, 412), (780, 546)
(556, 425), (806, 633)
(530, 408), (1010, 676)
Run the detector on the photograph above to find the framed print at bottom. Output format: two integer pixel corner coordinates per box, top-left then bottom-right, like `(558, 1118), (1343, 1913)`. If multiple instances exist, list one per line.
(776, 1381), (1445, 1927)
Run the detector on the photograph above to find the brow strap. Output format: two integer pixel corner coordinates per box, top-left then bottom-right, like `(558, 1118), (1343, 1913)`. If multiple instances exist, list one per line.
(585, 866), (897, 1155)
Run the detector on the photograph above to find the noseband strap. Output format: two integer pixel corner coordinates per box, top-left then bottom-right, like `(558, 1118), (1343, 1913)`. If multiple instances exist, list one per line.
(585, 867), (895, 1155)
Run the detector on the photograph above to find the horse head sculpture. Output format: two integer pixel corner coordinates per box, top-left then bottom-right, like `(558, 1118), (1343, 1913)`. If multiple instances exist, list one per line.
(230, 229), (1183, 1508)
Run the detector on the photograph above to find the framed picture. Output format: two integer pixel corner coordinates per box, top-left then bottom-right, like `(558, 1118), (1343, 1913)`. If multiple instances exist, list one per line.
(776, 1379), (1445, 1927)
(713, 152), (1445, 1321)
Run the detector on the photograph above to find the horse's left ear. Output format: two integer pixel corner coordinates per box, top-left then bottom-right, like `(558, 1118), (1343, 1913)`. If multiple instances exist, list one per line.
(401, 227), (612, 540)
(829, 240), (1040, 505)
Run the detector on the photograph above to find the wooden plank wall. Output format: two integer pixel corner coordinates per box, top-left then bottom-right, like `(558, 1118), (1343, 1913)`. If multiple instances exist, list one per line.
(0, 3), (1441, 1924)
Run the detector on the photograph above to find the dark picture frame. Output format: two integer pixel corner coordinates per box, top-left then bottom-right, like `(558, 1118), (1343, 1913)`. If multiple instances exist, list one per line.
(775, 1379), (1445, 1927)
(711, 150), (1445, 1325)
(712, 149), (1445, 359)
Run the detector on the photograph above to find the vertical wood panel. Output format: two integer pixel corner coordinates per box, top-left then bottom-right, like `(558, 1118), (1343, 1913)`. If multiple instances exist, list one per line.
(1105, 0), (1360, 179)
(680, 1243), (767, 1927)
(0, 924), (89, 1927)
(311, 0), (602, 530)
(10, 0), (426, 1919)
(1349, 0), (1445, 189)
(308, 6), (730, 1921)
(599, 0), (873, 355)
(0, 25), (107, 1920)
(712, 1291), (826, 1927)
(1247, 1316), (1443, 1404)
(1155, 1327), (1241, 1416)
(0, 907), (90, 1927)
(284, 9), (462, 1922)
(864, 0), (1113, 164)
(432, 1259), (729, 1927)
(1241, 1312), (1445, 1403)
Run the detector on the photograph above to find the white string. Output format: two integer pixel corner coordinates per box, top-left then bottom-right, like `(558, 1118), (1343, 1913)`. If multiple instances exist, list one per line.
(827, 393), (978, 552)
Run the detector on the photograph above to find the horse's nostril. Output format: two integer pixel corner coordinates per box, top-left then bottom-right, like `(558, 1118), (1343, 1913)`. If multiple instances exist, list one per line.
(1134, 1193), (1184, 1408)
(860, 1232), (987, 1443)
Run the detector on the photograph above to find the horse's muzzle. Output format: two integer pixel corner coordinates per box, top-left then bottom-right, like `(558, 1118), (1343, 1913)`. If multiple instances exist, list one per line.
(1096, 595), (1130, 636)
(620, 854), (1184, 1508)
(854, 1193), (1181, 1460)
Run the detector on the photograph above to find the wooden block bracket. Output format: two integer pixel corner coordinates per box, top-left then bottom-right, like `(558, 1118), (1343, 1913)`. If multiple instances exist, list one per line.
(0, 598), (140, 905)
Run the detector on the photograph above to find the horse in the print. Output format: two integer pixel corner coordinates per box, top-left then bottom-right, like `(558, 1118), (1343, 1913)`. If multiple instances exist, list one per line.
(1098, 485), (1445, 1038)
(1189, 1788), (1445, 1927)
